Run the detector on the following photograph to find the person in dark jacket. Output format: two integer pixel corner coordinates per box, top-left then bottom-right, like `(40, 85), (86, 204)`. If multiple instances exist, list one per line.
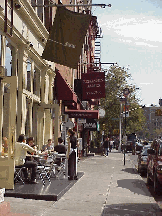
(103, 137), (109, 156)
(67, 129), (78, 180)
(54, 137), (66, 166)
(54, 137), (66, 154)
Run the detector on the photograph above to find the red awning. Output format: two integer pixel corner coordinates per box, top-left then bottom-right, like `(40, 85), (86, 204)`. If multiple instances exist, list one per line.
(65, 109), (99, 119)
(56, 71), (77, 103)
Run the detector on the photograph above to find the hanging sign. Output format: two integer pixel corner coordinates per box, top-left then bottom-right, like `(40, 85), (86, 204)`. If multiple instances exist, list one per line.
(83, 119), (97, 131)
(82, 72), (105, 100)
(42, 6), (91, 69)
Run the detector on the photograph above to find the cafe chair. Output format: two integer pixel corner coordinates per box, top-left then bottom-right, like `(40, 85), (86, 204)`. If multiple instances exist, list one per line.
(37, 156), (51, 185)
(44, 155), (58, 179)
(54, 155), (66, 179)
(14, 165), (26, 184)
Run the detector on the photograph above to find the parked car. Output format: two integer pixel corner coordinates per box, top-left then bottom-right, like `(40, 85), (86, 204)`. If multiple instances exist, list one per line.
(135, 142), (143, 154)
(121, 140), (143, 153)
(143, 144), (151, 152)
(137, 148), (148, 174)
(147, 140), (162, 193)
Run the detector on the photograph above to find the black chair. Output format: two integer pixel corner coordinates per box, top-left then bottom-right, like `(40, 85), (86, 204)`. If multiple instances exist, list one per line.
(37, 156), (51, 185)
(54, 154), (66, 179)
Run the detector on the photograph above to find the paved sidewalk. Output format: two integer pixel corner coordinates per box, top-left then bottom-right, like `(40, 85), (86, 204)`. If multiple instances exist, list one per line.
(5, 150), (162, 216)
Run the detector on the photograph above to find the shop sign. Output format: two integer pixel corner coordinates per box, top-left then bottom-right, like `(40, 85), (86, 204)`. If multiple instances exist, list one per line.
(83, 119), (97, 131)
(65, 109), (99, 119)
(82, 72), (105, 100)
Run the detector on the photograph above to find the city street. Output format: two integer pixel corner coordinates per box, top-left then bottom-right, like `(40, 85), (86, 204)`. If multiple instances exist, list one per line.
(1, 1), (162, 215)
(4, 150), (162, 216)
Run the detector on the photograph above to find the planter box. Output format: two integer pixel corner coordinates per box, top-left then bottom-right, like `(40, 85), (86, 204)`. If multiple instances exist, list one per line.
(0, 188), (5, 203)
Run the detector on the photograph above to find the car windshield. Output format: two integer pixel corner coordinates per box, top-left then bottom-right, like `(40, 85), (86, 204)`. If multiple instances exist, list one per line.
(141, 149), (148, 156)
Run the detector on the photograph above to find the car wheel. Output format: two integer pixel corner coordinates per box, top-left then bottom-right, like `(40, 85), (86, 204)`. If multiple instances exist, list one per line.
(147, 169), (151, 185)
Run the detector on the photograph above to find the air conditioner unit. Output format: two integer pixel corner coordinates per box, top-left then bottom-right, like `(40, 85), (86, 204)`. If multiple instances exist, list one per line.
(62, 114), (68, 122)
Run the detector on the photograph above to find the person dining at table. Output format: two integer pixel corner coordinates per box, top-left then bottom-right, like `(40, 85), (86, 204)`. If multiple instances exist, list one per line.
(14, 134), (38, 184)
(54, 137), (67, 166)
(42, 139), (54, 152)
(54, 137), (66, 154)
(26, 137), (37, 154)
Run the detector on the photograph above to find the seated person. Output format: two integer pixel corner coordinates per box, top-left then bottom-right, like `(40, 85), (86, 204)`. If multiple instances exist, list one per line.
(14, 134), (38, 184)
(42, 139), (54, 152)
(26, 137), (37, 155)
(54, 137), (66, 166)
(54, 137), (66, 154)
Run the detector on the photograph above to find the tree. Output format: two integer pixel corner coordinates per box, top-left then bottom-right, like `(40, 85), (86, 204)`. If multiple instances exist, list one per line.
(96, 65), (146, 137)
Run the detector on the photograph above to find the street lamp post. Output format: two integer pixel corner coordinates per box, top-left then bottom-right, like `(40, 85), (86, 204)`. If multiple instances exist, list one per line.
(123, 88), (130, 165)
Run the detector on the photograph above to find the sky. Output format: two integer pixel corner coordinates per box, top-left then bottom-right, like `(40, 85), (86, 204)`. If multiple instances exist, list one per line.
(92, 0), (162, 107)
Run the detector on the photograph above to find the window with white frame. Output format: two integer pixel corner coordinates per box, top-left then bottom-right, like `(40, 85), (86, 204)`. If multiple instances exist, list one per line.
(31, 0), (54, 32)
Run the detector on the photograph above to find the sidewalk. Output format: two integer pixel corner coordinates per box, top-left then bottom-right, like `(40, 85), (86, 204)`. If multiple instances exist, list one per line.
(4, 150), (162, 216)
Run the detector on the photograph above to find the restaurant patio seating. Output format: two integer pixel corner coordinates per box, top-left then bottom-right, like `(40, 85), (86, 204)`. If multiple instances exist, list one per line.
(14, 165), (26, 184)
(53, 154), (67, 179)
(41, 153), (67, 180)
(36, 155), (52, 185)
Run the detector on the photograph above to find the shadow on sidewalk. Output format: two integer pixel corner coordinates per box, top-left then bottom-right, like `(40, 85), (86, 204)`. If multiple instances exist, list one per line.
(117, 179), (151, 197)
(101, 203), (161, 216)
(121, 168), (137, 174)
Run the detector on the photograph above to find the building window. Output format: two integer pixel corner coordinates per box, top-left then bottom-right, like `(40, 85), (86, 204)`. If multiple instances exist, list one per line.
(31, 0), (54, 32)
(4, 0), (13, 36)
(5, 39), (13, 76)
(33, 66), (40, 96)
(27, 59), (31, 91)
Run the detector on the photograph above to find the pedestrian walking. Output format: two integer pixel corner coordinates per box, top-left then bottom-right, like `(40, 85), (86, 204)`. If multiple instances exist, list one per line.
(109, 139), (113, 152)
(103, 137), (109, 156)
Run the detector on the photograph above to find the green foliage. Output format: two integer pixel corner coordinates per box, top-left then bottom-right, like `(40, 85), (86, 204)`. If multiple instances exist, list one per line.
(96, 66), (146, 136)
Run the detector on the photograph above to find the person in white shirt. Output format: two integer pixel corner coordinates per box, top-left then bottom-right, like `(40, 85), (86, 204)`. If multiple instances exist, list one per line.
(109, 139), (114, 152)
(42, 139), (54, 152)
(15, 134), (38, 184)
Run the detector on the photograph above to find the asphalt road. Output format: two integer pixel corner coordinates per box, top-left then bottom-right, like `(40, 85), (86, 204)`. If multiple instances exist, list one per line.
(128, 153), (162, 211)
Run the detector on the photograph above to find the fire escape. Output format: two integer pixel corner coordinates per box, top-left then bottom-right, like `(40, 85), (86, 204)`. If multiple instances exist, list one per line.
(94, 27), (102, 70)
(87, 16), (102, 73)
